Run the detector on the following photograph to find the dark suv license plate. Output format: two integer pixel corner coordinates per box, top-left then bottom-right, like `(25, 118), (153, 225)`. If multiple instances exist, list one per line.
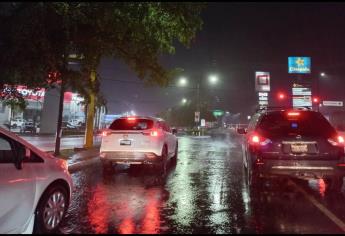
(291, 144), (308, 153)
(120, 140), (131, 146)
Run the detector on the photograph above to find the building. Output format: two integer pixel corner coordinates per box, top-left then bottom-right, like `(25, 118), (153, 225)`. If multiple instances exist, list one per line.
(0, 85), (106, 134)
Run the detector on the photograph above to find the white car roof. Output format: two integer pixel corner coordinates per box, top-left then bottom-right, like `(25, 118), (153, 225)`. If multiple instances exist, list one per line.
(117, 116), (165, 122)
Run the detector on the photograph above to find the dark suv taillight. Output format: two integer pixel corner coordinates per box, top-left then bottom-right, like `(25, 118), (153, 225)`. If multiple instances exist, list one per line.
(249, 134), (271, 146)
(328, 135), (345, 147)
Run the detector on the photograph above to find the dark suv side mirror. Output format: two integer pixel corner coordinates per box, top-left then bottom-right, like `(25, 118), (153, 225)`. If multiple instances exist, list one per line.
(172, 128), (177, 135)
(237, 128), (247, 135)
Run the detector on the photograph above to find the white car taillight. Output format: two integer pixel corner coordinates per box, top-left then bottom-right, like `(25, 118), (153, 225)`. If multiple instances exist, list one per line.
(102, 130), (111, 137)
(150, 130), (159, 137)
(143, 129), (162, 137)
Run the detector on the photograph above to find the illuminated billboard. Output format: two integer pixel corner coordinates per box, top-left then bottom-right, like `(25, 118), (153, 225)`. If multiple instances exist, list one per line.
(292, 86), (312, 108)
(288, 57), (311, 74)
(255, 72), (270, 92)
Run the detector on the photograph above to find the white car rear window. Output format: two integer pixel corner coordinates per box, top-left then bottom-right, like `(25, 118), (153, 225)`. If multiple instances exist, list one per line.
(109, 119), (154, 130)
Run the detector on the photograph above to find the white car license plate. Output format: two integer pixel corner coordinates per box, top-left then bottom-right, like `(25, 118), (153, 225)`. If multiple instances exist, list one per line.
(120, 140), (131, 146)
(291, 144), (308, 153)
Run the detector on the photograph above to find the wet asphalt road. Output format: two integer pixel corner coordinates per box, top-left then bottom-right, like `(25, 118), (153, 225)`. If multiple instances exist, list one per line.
(59, 131), (345, 234)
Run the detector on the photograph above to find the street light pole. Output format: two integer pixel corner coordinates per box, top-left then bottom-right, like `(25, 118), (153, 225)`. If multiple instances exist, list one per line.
(317, 72), (325, 112)
(196, 80), (200, 126)
(178, 74), (219, 133)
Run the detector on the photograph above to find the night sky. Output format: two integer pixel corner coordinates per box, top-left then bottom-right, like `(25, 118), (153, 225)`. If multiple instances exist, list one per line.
(99, 2), (345, 118)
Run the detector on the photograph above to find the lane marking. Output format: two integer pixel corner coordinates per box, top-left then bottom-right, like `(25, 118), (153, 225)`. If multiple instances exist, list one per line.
(289, 179), (345, 232)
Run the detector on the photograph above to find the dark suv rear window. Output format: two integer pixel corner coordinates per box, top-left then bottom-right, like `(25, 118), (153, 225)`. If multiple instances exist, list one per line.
(109, 118), (154, 130)
(256, 111), (336, 138)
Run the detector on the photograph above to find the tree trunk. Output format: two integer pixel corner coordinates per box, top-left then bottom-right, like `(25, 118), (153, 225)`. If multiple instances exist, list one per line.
(84, 69), (96, 148)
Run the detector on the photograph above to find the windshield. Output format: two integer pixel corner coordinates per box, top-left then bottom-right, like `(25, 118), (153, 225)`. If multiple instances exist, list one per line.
(256, 111), (336, 138)
(109, 118), (154, 131)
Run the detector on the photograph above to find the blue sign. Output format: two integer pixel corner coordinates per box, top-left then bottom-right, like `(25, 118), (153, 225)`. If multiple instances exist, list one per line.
(288, 57), (311, 74)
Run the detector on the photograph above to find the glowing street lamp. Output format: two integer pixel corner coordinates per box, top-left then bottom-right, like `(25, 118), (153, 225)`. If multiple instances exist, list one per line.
(181, 98), (187, 104)
(178, 77), (188, 87)
(208, 75), (219, 85)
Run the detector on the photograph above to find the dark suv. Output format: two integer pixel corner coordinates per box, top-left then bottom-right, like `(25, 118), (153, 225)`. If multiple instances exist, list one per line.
(237, 108), (345, 192)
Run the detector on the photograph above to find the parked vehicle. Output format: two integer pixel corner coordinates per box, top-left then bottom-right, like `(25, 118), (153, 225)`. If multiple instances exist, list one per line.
(20, 121), (37, 134)
(100, 116), (178, 175)
(238, 108), (345, 192)
(10, 118), (26, 128)
(0, 127), (73, 233)
(68, 118), (84, 127)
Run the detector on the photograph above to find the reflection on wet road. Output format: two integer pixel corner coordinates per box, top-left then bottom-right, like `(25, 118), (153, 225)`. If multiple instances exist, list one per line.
(59, 132), (345, 234)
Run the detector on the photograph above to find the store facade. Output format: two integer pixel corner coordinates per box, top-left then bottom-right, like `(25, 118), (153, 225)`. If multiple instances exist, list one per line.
(0, 86), (105, 134)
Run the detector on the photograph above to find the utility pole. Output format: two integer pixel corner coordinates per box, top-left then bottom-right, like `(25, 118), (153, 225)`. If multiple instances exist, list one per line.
(84, 69), (96, 148)
(196, 80), (201, 136)
(54, 80), (65, 156)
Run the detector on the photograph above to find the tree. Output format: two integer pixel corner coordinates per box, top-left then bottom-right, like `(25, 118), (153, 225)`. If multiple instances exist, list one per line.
(0, 3), (85, 154)
(69, 2), (206, 147)
(0, 2), (206, 153)
(158, 99), (216, 127)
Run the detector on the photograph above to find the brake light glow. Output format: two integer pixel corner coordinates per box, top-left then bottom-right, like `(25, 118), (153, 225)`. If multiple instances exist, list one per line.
(328, 135), (345, 146)
(127, 117), (136, 121)
(249, 134), (271, 146)
(252, 135), (260, 143)
(142, 129), (161, 136)
(287, 112), (300, 116)
(150, 130), (159, 137)
(102, 131), (110, 137)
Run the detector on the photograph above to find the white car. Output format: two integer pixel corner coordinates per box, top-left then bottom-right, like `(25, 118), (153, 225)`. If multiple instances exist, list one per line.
(100, 116), (178, 175)
(0, 127), (72, 234)
(10, 118), (26, 128)
(68, 118), (84, 127)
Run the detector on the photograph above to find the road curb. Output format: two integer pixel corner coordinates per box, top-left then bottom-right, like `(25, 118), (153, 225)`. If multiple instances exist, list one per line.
(191, 135), (211, 139)
(68, 157), (100, 173)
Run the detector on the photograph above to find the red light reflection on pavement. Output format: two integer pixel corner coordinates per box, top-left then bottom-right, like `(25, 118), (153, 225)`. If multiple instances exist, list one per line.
(118, 218), (135, 234)
(87, 184), (110, 234)
(318, 179), (326, 197)
(87, 183), (162, 234)
(141, 190), (160, 234)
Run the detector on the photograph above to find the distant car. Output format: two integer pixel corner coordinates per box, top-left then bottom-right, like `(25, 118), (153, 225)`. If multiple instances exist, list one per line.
(62, 121), (77, 130)
(238, 108), (345, 192)
(100, 116), (178, 175)
(68, 119), (84, 127)
(0, 127), (72, 233)
(10, 118), (26, 128)
(20, 121), (37, 134)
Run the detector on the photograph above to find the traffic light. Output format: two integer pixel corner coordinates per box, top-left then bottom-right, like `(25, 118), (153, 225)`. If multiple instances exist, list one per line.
(313, 97), (319, 103)
(47, 71), (62, 85)
(278, 92), (286, 100)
